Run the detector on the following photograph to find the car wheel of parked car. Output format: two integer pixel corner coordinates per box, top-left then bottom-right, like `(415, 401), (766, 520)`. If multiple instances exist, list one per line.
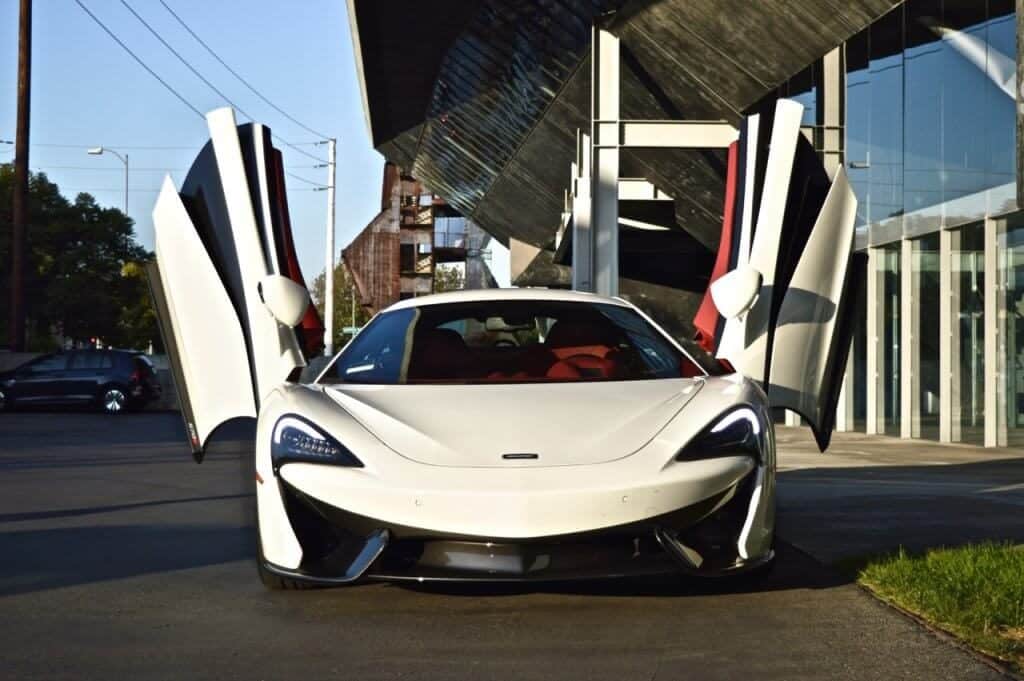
(0, 390), (6, 411)
(101, 386), (128, 414)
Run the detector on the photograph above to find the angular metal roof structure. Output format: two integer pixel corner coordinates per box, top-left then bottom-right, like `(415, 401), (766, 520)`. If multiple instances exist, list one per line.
(347, 0), (902, 251)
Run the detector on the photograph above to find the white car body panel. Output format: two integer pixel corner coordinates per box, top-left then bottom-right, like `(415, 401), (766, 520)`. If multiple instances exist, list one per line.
(206, 108), (305, 403)
(152, 176), (256, 448)
(724, 99), (804, 382)
(323, 380), (702, 468)
(767, 167), (857, 430)
(256, 374), (770, 561)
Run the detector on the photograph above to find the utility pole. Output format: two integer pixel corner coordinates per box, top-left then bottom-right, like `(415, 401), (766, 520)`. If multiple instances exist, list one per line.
(323, 137), (337, 356)
(9, 0), (31, 351)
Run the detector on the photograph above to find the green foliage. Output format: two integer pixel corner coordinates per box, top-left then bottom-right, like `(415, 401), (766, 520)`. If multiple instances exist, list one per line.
(859, 542), (1024, 669)
(310, 262), (372, 349)
(0, 165), (158, 351)
(433, 263), (465, 293)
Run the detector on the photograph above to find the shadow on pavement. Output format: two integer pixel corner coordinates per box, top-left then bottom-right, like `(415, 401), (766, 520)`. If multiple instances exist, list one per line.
(0, 524), (256, 597)
(0, 494), (253, 522)
(777, 456), (1024, 565)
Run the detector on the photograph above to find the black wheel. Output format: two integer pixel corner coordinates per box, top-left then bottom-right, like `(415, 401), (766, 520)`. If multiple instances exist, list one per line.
(99, 385), (128, 414)
(0, 389), (7, 411)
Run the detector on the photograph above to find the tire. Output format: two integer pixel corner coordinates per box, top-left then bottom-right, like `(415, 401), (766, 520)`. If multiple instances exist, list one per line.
(0, 389), (7, 412)
(99, 385), (128, 414)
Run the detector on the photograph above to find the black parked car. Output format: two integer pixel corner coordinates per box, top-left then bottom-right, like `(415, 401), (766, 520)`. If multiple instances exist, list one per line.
(0, 350), (162, 414)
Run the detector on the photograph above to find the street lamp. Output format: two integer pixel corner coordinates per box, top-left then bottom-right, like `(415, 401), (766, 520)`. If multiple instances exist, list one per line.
(87, 146), (128, 215)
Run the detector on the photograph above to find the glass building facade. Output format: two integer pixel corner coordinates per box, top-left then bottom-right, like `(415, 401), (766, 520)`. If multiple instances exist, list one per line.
(831, 1), (1022, 446)
(846, 0), (1016, 239)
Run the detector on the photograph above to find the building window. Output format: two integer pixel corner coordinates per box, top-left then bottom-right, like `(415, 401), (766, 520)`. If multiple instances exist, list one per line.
(399, 244), (415, 274)
(881, 244), (902, 434)
(845, 1), (1017, 234)
(953, 223), (987, 444)
(913, 233), (941, 440)
(1000, 221), (1024, 446)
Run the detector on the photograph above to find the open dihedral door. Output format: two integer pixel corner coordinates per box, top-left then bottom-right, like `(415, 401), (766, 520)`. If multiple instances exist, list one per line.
(693, 99), (864, 452)
(146, 108), (324, 461)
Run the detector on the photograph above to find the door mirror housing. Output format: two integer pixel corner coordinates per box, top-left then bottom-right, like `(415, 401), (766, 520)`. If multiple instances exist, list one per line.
(259, 275), (310, 328)
(710, 266), (763, 319)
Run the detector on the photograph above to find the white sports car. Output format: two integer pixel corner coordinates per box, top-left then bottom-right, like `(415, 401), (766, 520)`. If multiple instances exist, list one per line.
(149, 107), (858, 588)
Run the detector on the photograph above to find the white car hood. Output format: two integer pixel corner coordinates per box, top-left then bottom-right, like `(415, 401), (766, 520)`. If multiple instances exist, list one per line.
(323, 379), (702, 467)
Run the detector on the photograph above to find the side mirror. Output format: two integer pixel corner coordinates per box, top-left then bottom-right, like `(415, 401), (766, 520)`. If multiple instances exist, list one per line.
(259, 275), (310, 327)
(710, 266), (763, 319)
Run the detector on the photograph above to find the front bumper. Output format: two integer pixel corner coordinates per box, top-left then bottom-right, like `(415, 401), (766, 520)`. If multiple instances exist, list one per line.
(261, 461), (773, 584)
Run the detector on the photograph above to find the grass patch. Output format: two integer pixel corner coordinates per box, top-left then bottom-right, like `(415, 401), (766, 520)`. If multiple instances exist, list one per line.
(858, 542), (1024, 670)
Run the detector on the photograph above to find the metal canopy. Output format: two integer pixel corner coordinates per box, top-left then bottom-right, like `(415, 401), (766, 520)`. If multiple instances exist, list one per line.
(347, 0), (902, 249)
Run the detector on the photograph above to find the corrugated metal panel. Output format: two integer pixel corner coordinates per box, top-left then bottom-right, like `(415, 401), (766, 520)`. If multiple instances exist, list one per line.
(411, 0), (622, 219)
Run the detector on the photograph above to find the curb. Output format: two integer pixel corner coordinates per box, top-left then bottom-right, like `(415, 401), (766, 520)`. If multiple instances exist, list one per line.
(857, 583), (1024, 681)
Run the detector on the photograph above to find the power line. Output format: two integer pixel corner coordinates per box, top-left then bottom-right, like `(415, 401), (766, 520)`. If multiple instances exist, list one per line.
(30, 143), (199, 150)
(33, 165), (186, 172)
(120, 0), (327, 165)
(158, 0), (330, 140)
(286, 171), (326, 188)
(74, 0), (204, 119)
(119, 0), (259, 122)
(76, 1), (326, 165)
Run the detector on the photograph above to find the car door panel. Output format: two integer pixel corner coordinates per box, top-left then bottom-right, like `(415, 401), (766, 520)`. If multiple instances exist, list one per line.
(148, 108), (312, 460)
(767, 168), (859, 451)
(697, 98), (860, 452)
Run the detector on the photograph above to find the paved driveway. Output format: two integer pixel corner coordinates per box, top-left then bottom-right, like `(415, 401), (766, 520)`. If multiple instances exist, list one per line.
(0, 412), (1013, 680)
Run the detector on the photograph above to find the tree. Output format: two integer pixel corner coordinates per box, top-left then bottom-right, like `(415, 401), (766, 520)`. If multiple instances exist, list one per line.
(433, 263), (465, 293)
(310, 261), (372, 350)
(0, 165), (158, 351)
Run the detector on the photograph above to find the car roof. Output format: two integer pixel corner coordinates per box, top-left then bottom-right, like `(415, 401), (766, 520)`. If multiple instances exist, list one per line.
(383, 288), (633, 312)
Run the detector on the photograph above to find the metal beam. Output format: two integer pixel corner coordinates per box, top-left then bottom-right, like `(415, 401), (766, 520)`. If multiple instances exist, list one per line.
(571, 130), (593, 291)
(619, 120), (737, 149)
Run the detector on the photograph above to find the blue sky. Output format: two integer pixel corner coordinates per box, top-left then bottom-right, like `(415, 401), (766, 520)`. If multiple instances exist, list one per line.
(0, 0), (508, 285)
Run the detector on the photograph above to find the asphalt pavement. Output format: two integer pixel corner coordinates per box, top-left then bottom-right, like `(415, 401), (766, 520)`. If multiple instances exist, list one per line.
(0, 411), (1017, 680)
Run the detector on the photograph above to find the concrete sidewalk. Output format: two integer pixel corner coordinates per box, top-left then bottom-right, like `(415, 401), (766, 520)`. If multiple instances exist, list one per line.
(776, 427), (1024, 565)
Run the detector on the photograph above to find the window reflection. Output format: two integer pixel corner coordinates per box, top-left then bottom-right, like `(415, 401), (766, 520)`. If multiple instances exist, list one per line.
(913, 234), (941, 440)
(845, 1), (1017, 232)
(953, 224), (986, 444)
(881, 245), (902, 434)
(1000, 222), (1024, 447)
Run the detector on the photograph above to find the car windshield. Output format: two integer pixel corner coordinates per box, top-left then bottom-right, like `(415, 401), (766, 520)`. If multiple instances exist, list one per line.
(319, 299), (710, 385)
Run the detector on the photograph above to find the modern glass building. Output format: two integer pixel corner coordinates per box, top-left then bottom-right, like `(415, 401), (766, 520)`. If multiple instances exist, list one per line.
(822, 0), (1023, 447)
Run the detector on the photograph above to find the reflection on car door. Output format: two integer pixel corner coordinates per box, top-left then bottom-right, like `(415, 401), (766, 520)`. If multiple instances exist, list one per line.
(16, 354), (71, 403)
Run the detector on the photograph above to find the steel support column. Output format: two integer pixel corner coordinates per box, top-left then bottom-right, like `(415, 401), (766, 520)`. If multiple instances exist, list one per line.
(590, 25), (620, 297)
(571, 131), (593, 291)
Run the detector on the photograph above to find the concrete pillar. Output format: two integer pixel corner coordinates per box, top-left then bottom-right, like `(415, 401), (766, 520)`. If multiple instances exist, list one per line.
(590, 26), (620, 297)
(821, 47), (844, 179)
(866, 247), (884, 435)
(984, 217), (1002, 447)
(571, 131), (594, 291)
(901, 238), (916, 439)
(939, 228), (961, 442)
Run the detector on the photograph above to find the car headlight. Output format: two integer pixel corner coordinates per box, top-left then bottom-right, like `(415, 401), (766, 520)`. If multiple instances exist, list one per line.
(271, 415), (363, 471)
(675, 406), (765, 462)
